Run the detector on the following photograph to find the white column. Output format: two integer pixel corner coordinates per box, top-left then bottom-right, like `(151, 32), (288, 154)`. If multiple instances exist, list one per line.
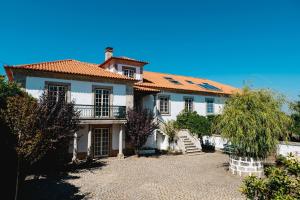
(118, 124), (124, 159)
(87, 128), (92, 158)
(153, 94), (157, 117)
(72, 132), (78, 162)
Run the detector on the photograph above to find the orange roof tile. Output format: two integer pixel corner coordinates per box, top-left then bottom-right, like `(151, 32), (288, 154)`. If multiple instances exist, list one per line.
(134, 86), (160, 92)
(99, 56), (148, 68)
(5, 59), (136, 81)
(135, 71), (238, 95)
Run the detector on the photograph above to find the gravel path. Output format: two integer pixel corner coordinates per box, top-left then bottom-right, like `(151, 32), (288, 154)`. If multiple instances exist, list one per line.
(66, 152), (243, 200)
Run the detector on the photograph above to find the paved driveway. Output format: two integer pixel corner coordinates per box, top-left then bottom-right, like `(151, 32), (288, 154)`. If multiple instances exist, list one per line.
(66, 152), (243, 200)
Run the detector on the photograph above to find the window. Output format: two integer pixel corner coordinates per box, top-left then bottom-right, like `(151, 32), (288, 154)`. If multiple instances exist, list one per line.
(48, 84), (67, 104)
(186, 80), (194, 84)
(159, 96), (170, 114)
(94, 89), (110, 117)
(164, 77), (182, 85)
(206, 98), (214, 114)
(123, 67), (135, 78)
(184, 97), (193, 112)
(199, 83), (221, 91)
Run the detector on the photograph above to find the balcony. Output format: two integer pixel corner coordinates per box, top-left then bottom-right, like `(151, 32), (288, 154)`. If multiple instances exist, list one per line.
(75, 105), (126, 120)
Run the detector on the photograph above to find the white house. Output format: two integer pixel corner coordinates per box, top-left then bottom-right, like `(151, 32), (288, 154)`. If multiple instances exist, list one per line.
(4, 47), (237, 159)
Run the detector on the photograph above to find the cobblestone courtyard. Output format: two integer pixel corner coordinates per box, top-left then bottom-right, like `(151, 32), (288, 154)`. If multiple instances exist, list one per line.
(24, 152), (244, 200)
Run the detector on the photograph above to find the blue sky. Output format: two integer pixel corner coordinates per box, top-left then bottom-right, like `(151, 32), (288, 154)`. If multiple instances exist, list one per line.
(0, 0), (299, 104)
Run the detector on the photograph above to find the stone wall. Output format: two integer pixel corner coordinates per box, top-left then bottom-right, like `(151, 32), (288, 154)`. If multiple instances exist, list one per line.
(229, 156), (263, 177)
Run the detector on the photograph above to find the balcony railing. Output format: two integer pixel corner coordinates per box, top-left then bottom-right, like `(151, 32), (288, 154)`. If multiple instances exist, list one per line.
(75, 105), (126, 119)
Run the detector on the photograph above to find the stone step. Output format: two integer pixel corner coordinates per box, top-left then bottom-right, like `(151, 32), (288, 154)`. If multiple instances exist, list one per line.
(183, 142), (193, 145)
(186, 149), (202, 153)
(185, 144), (196, 147)
(179, 136), (187, 138)
(185, 146), (198, 150)
(187, 152), (204, 156)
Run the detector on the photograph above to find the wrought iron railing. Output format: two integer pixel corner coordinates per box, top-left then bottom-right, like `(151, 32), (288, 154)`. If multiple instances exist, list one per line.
(75, 105), (126, 119)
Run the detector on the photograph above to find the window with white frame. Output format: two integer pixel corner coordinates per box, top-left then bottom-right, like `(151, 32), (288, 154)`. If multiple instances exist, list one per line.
(159, 96), (170, 114)
(47, 84), (68, 104)
(123, 67), (135, 78)
(184, 97), (193, 112)
(205, 98), (214, 114)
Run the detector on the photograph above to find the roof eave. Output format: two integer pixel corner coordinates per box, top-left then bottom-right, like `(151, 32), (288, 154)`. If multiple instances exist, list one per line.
(99, 57), (149, 68)
(4, 66), (14, 81)
(7, 67), (139, 83)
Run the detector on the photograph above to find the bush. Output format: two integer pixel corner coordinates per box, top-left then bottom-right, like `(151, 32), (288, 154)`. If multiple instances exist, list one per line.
(201, 140), (216, 152)
(125, 108), (159, 152)
(175, 111), (215, 144)
(241, 155), (300, 199)
(290, 95), (300, 140)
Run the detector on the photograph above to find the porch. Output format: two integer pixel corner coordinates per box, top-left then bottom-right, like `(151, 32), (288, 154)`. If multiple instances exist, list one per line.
(69, 118), (126, 161)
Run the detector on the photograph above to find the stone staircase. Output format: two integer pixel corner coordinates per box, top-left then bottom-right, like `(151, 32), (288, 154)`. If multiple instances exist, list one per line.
(179, 135), (202, 155)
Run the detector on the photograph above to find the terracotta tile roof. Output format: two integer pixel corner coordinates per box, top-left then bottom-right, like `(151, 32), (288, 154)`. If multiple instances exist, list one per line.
(5, 59), (136, 81)
(135, 71), (238, 95)
(99, 56), (148, 68)
(134, 86), (160, 92)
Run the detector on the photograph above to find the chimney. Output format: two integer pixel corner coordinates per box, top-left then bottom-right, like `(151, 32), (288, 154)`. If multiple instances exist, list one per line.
(105, 47), (113, 61)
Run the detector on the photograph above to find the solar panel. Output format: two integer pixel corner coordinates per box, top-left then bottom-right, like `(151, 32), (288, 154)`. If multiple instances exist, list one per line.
(199, 83), (221, 91)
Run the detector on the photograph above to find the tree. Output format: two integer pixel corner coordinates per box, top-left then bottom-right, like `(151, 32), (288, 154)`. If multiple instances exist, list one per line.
(32, 93), (80, 173)
(0, 78), (23, 200)
(161, 120), (178, 150)
(175, 111), (212, 145)
(1, 92), (80, 199)
(241, 155), (300, 200)
(213, 87), (292, 159)
(290, 94), (300, 138)
(125, 108), (159, 152)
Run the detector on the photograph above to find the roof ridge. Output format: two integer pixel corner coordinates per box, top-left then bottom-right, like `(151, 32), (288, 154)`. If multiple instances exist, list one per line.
(13, 59), (75, 67)
(143, 70), (208, 81)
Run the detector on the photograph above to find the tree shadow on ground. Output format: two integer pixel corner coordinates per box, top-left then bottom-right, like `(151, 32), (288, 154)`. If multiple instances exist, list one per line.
(21, 174), (88, 200)
(68, 159), (107, 173)
(21, 159), (107, 200)
(220, 162), (230, 171)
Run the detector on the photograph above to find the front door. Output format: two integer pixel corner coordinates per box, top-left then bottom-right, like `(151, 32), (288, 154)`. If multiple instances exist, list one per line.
(94, 89), (110, 118)
(93, 128), (109, 157)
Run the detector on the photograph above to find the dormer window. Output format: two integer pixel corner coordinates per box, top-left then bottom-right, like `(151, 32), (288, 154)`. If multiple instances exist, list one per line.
(123, 67), (136, 78)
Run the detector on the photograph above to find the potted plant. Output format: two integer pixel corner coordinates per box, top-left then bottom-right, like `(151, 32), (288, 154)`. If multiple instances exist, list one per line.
(213, 87), (292, 176)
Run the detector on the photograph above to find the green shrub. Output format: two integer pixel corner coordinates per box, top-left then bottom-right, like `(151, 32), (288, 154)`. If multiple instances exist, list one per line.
(241, 155), (300, 200)
(175, 111), (215, 144)
(290, 94), (300, 139)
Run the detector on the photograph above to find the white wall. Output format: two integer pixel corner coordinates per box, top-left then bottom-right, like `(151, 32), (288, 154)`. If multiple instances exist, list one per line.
(107, 63), (143, 80)
(278, 142), (300, 157)
(141, 91), (227, 150)
(26, 76), (127, 106)
(143, 91), (227, 121)
(112, 124), (125, 150)
(203, 135), (227, 149)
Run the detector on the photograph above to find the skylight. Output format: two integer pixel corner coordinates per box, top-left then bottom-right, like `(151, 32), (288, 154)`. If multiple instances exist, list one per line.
(164, 77), (182, 85)
(199, 83), (222, 91)
(186, 80), (194, 84)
